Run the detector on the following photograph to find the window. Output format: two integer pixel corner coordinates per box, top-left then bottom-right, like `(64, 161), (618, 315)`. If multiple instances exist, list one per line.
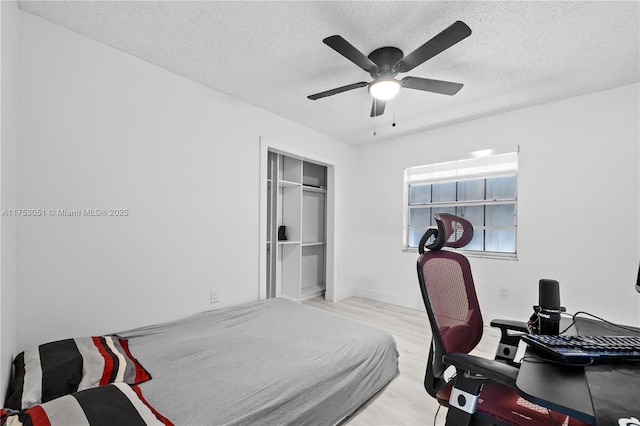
(404, 152), (518, 258)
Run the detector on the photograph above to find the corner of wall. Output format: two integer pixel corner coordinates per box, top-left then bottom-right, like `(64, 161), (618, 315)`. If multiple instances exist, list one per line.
(0, 0), (20, 402)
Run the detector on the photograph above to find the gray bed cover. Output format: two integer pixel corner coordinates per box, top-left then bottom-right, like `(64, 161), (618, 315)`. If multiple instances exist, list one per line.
(118, 298), (398, 426)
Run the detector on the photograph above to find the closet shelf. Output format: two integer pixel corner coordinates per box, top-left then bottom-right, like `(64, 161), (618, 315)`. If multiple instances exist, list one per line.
(302, 241), (326, 247)
(302, 185), (327, 193)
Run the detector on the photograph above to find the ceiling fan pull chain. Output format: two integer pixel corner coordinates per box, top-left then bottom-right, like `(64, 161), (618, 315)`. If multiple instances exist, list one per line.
(392, 103), (397, 127)
(373, 99), (377, 135)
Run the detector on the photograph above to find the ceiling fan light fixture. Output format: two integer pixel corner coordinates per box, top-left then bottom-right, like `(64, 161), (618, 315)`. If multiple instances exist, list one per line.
(368, 78), (401, 100)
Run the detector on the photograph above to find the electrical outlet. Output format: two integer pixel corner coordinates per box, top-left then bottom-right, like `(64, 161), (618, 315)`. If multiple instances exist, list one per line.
(210, 290), (219, 304)
(498, 288), (509, 301)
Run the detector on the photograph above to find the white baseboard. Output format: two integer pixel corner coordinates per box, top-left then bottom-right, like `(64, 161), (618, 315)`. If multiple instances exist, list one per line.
(330, 287), (356, 303)
(354, 288), (424, 311)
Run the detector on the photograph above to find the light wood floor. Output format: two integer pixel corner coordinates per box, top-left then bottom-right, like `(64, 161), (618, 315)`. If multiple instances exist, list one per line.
(303, 296), (501, 426)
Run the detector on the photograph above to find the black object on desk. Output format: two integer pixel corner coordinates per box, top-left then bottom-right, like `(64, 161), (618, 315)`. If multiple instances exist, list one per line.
(517, 317), (640, 425)
(532, 278), (566, 335)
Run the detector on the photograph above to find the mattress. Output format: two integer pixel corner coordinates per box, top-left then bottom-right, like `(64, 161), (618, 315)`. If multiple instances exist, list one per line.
(118, 298), (399, 426)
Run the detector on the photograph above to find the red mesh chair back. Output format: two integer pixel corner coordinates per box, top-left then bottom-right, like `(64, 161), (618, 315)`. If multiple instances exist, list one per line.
(420, 251), (483, 354)
(417, 213), (482, 397)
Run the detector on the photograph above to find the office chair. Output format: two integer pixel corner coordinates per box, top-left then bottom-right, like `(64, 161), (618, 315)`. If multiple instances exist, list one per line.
(417, 213), (589, 425)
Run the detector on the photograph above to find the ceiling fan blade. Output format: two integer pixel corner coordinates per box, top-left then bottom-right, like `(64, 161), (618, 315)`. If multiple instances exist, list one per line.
(401, 76), (463, 95)
(370, 99), (386, 117)
(323, 35), (377, 73)
(396, 21), (471, 73)
(308, 82), (368, 100)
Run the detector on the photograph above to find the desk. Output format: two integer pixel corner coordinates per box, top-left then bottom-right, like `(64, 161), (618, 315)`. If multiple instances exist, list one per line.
(516, 317), (640, 425)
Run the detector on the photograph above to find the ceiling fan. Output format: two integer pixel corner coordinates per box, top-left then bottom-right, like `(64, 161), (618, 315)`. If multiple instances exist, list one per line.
(308, 21), (471, 117)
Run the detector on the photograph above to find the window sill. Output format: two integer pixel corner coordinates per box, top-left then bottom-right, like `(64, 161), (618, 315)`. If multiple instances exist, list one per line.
(404, 247), (518, 261)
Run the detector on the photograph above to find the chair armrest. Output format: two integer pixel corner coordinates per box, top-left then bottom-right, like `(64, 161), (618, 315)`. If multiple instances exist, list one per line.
(490, 319), (528, 364)
(490, 319), (528, 333)
(443, 352), (519, 389)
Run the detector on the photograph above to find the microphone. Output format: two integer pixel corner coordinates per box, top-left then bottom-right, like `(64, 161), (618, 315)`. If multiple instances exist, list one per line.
(532, 279), (566, 335)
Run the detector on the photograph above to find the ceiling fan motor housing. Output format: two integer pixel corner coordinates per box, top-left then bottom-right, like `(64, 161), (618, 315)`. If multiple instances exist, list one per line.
(368, 46), (404, 78)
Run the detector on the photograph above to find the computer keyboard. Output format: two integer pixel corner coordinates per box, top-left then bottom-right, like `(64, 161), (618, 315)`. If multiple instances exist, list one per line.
(522, 334), (640, 364)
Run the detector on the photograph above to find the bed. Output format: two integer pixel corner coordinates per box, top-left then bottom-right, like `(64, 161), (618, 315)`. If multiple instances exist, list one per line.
(4, 298), (398, 425)
(116, 297), (399, 425)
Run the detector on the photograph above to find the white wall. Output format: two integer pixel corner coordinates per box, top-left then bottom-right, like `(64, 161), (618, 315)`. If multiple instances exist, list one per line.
(354, 83), (640, 326)
(16, 12), (357, 350)
(10, 5), (640, 377)
(0, 0), (19, 402)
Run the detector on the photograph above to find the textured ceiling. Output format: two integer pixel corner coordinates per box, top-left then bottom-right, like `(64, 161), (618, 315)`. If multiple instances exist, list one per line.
(18, 1), (640, 146)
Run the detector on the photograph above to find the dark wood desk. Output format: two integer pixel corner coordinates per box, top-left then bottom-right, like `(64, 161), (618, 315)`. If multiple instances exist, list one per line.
(516, 346), (595, 423)
(515, 318), (640, 425)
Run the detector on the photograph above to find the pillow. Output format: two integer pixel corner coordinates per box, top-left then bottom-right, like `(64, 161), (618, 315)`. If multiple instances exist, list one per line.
(2, 383), (173, 426)
(5, 336), (151, 410)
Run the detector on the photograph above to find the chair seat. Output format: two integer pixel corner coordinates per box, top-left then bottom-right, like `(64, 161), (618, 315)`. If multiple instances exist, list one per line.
(436, 381), (591, 426)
